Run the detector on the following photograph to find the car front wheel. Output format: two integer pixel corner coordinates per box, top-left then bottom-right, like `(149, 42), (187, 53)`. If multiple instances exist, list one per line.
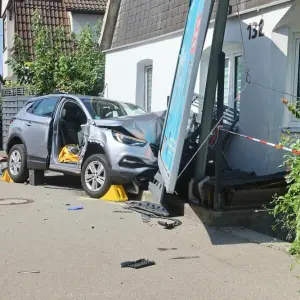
(81, 154), (111, 198)
(8, 144), (29, 183)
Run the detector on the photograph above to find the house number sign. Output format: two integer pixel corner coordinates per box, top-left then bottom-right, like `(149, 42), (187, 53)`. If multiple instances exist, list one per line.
(247, 19), (264, 40)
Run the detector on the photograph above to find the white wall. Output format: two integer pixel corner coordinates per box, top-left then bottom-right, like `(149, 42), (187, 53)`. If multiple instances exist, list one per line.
(69, 13), (103, 36)
(3, 10), (15, 80)
(105, 2), (293, 176)
(105, 32), (183, 111)
(224, 4), (291, 175)
(105, 32), (202, 111)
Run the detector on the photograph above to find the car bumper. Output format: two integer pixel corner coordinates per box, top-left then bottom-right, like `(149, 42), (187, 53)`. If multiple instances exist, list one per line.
(101, 130), (159, 185)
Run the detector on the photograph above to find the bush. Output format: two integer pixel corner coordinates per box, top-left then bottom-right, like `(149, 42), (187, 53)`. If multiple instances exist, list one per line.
(272, 98), (300, 256)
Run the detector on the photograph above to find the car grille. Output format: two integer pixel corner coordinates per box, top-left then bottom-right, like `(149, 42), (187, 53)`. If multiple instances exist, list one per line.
(150, 144), (159, 158)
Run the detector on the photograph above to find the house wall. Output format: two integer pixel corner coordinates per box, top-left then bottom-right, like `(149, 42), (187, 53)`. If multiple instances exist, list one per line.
(105, 31), (200, 112)
(105, 1), (293, 175)
(225, 3), (291, 175)
(69, 12), (103, 35)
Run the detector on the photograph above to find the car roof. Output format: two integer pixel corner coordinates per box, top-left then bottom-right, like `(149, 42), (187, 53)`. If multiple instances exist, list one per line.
(28, 94), (140, 107)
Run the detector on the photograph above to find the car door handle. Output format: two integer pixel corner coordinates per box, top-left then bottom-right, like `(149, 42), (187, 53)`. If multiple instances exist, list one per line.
(25, 121), (32, 127)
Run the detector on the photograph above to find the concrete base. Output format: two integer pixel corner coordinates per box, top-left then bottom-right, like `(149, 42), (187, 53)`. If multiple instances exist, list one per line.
(29, 170), (45, 186)
(141, 190), (289, 241)
(184, 204), (289, 241)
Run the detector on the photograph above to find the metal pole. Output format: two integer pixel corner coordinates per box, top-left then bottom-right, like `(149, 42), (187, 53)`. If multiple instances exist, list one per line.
(194, 0), (230, 182)
(214, 51), (225, 210)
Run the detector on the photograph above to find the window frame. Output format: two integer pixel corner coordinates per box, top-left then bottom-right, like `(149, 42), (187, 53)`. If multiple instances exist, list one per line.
(26, 99), (43, 114)
(233, 54), (243, 111)
(292, 35), (300, 123)
(144, 65), (153, 112)
(227, 51), (243, 109)
(215, 52), (243, 109)
(283, 32), (300, 129)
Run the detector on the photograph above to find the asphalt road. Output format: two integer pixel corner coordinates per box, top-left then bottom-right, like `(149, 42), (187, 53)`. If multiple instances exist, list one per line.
(0, 175), (299, 300)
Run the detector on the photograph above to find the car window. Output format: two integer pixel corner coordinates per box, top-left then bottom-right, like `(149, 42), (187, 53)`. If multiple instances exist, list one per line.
(26, 100), (40, 114)
(31, 97), (60, 117)
(81, 97), (127, 119)
(121, 103), (146, 116)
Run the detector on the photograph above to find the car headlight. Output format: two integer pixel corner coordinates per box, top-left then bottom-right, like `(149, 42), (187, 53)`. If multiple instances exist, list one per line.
(112, 131), (147, 147)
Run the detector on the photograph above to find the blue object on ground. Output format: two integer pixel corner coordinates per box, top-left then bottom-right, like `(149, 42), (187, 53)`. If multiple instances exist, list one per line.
(67, 206), (84, 211)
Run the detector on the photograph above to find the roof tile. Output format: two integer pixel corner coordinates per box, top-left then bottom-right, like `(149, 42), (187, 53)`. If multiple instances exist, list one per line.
(64, 0), (107, 13)
(14, 0), (71, 57)
(14, 0), (107, 57)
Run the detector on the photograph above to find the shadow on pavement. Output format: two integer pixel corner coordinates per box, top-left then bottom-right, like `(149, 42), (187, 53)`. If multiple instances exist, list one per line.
(44, 172), (82, 191)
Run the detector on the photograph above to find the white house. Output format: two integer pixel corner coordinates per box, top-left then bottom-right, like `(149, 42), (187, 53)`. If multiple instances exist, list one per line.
(1, 0), (107, 80)
(99, 0), (300, 176)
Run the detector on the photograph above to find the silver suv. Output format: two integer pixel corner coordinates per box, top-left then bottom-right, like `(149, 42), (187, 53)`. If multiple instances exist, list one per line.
(6, 94), (164, 198)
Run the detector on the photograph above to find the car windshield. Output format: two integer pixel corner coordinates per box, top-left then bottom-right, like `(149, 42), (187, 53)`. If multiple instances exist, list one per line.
(81, 97), (145, 119)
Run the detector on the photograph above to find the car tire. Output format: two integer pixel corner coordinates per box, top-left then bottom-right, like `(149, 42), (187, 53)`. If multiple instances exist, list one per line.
(81, 154), (111, 198)
(8, 144), (29, 183)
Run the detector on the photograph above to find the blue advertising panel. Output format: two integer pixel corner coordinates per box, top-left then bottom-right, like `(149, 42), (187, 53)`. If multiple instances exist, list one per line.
(158, 0), (213, 193)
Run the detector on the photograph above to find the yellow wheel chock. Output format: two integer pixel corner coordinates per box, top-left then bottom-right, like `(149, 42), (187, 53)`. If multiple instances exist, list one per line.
(100, 185), (128, 202)
(1, 170), (13, 183)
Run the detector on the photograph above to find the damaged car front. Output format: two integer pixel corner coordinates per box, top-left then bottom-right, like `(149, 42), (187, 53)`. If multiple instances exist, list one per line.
(79, 97), (165, 197)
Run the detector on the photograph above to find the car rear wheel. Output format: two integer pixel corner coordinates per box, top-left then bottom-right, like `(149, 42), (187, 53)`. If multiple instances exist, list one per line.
(81, 154), (111, 198)
(8, 144), (29, 183)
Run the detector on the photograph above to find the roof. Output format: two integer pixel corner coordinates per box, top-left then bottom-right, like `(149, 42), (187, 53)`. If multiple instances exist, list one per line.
(64, 0), (107, 13)
(14, 0), (107, 57)
(100, 0), (283, 51)
(14, 0), (71, 56)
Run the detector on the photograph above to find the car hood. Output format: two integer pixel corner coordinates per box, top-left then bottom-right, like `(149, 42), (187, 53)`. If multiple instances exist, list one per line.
(93, 111), (166, 145)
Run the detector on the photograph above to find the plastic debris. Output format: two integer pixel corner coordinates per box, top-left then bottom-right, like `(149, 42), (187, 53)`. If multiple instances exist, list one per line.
(121, 259), (155, 269)
(157, 248), (178, 251)
(67, 206), (84, 211)
(171, 256), (200, 260)
(158, 219), (182, 229)
(124, 201), (169, 217)
(18, 271), (40, 274)
(124, 201), (182, 228)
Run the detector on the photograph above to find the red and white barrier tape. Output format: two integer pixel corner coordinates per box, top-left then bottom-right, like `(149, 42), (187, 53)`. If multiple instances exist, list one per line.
(219, 127), (300, 155)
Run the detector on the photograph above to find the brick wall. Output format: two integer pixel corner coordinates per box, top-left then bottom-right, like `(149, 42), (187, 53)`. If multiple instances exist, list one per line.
(111, 0), (286, 49)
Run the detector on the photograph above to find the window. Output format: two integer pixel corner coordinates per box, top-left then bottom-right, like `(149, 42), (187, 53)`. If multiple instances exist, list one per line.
(284, 34), (300, 127)
(215, 58), (229, 106)
(215, 54), (243, 109)
(30, 97), (60, 117)
(224, 58), (230, 106)
(290, 37), (300, 123)
(295, 39), (300, 111)
(81, 97), (126, 119)
(144, 65), (153, 112)
(121, 102), (146, 116)
(234, 55), (243, 111)
(136, 59), (153, 110)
